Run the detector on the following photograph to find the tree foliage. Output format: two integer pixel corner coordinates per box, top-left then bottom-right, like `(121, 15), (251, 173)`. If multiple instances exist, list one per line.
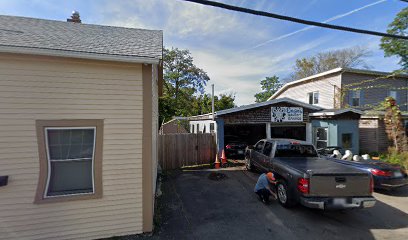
(163, 47), (210, 99)
(254, 76), (282, 102)
(160, 47), (236, 124)
(380, 7), (408, 70)
(289, 46), (371, 81)
(382, 97), (408, 153)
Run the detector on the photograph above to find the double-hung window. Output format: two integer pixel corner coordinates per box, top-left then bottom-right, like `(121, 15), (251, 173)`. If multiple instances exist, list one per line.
(390, 90), (397, 103)
(35, 120), (103, 203)
(308, 92), (319, 105)
(351, 90), (361, 107)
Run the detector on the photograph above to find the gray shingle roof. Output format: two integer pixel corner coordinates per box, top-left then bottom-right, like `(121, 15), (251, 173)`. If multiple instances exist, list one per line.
(0, 15), (162, 62)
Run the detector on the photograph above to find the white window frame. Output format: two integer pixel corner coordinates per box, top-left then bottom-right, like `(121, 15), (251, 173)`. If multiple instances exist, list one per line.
(351, 90), (361, 106)
(44, 127), (96, 198)
(314, 127), (328, 149)
(308, 91), (319, 105)
(390, 90), (397, 101)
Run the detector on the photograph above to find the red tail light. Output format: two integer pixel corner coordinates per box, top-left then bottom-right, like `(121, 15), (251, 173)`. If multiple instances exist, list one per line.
(225, 145), (231, 149)
(370, 168), (392, 177)
(369, 175), (374, 193)
(297, 178), (309, 194)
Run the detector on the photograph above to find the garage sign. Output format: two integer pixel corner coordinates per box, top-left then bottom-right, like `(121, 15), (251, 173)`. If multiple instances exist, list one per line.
(271, 107), (303, 122)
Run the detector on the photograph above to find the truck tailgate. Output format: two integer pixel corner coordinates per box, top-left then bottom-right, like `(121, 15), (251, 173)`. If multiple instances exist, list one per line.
(309, 173), (371, 197)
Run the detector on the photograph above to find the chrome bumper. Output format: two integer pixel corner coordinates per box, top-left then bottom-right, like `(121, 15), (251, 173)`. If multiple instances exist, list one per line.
(300, 196), (376, 210)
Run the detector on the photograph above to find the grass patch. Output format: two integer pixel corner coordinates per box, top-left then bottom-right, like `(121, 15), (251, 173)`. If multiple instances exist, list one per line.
(380, 148), (408, 170)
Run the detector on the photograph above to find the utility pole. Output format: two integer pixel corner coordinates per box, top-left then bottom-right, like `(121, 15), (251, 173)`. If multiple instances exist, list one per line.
(212, 84), (215, 121)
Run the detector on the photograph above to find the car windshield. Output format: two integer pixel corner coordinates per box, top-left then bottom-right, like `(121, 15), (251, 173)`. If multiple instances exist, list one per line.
(275, 144), (318, 158)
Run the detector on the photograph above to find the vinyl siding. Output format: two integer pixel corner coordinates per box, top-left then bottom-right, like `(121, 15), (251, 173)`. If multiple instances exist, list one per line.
(274, 74), (342, 109)
(342, 72), (408, 111)
(0, 54), (145, 240)
(359, 118), (392, 154)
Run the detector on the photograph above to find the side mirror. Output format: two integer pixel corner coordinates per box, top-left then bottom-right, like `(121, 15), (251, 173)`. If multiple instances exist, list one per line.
(247, 145), (254, 149)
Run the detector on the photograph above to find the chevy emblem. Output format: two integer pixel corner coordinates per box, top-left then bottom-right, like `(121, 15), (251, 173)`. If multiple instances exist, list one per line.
(336, 184), (346, 189)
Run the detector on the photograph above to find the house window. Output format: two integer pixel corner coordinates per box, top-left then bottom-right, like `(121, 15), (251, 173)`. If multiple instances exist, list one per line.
(351, 90), (361, 107)
(191, 124), (195, 133)
(196, 124), (200, 133)
(342, 133), (352, 149)
(210, 123), (215, 132)
(390, 90), (397, 102)
(308, 92), (319, 105)
(314, 127), (328, 149)
(35, 120), (103, 203)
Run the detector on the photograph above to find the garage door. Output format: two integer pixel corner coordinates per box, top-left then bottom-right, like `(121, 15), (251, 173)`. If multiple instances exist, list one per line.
(224, 124), (266, 146)
(271, 125), (306, 141)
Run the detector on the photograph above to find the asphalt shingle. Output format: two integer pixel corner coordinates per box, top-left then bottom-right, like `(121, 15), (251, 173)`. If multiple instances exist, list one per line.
(0, 15), (162, 60)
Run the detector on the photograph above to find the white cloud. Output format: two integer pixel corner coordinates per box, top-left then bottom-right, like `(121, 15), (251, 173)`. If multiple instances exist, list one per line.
(192, 37), (329, 105)
(162, 1), (241, 37)
(97, 0), (263, 39)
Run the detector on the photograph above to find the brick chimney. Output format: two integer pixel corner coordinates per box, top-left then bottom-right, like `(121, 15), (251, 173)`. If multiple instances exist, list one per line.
(67, 11), (81, 23)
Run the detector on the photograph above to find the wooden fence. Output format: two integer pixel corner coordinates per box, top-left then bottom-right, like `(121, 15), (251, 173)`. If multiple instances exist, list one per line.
(158, 133), (216, 170)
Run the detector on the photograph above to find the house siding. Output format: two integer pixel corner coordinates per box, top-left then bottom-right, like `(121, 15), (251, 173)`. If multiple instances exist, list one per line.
(359, 118), (392, 154)
(273, 74), (342, 109)
(221, 103), (315, 124)
(341, 72), (408, 111)
(0, 54), (146, 239)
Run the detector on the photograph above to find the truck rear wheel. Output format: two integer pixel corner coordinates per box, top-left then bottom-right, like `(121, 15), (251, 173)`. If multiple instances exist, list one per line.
(277, 182), (296, 208)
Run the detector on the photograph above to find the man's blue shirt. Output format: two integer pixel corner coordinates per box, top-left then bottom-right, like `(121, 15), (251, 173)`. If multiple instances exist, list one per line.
(254, 173), (269, 192)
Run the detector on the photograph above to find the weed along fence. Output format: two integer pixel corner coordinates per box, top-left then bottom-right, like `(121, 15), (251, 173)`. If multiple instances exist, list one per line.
(158, 133), (217, 170)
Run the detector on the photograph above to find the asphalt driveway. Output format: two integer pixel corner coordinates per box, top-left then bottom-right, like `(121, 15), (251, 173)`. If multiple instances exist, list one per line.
(138, 168), (408, 240)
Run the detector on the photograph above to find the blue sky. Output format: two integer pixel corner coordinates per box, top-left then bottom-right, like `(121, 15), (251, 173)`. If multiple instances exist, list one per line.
(0, 0), (406, 105)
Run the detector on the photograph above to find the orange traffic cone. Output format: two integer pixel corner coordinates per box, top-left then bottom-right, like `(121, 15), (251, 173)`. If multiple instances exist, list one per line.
(221, 149), (227, 167)
(214, 152), (220, 169)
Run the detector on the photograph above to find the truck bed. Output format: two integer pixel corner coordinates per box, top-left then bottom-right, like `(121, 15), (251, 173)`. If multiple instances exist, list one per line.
(274, 157), (372, 197)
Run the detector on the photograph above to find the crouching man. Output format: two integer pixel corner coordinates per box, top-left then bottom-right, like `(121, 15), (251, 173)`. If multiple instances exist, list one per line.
(254, 172), (277, 204)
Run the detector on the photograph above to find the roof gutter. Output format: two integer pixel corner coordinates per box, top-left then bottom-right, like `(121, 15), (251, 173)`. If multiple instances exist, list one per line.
(268, 68), (344, 101)
(0, 45), (161, 64)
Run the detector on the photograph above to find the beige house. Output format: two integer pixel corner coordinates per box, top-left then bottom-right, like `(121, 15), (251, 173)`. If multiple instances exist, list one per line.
(0, 15), (162, 239)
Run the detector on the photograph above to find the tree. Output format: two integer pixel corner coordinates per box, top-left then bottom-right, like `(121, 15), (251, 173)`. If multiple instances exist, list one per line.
(159, 47), (236, 124)
(380, 7), (408, 70)
(254, 76), (282, 102)
(215, 93), (236, 111)
(289, 46), (371, 80)
(190, 93), (236, 116)
(160, 47), (210, 123)
(382, 97), (408, 153)
(163, 47), (210, 100)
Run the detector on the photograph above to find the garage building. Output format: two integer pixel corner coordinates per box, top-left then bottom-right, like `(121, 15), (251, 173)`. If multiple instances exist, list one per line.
(189, 98), (362, 158)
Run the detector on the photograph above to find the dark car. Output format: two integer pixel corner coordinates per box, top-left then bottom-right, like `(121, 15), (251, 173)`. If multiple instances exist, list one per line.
(224, 135), (247, 159)
(319, 147), (408, 190)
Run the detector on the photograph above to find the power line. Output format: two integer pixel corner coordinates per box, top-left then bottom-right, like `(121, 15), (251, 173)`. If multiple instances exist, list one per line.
(180, 0), (408, 40)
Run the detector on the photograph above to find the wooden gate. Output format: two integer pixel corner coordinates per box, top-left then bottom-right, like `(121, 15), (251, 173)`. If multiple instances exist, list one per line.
(158, 133), (216, 170)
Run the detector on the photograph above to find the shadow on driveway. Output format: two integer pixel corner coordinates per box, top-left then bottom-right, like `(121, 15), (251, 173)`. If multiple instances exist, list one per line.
(128, 169), (408, 240)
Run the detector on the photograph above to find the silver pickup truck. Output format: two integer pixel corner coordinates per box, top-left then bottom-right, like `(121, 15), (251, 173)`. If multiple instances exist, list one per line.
(245, 138), (376, 210)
